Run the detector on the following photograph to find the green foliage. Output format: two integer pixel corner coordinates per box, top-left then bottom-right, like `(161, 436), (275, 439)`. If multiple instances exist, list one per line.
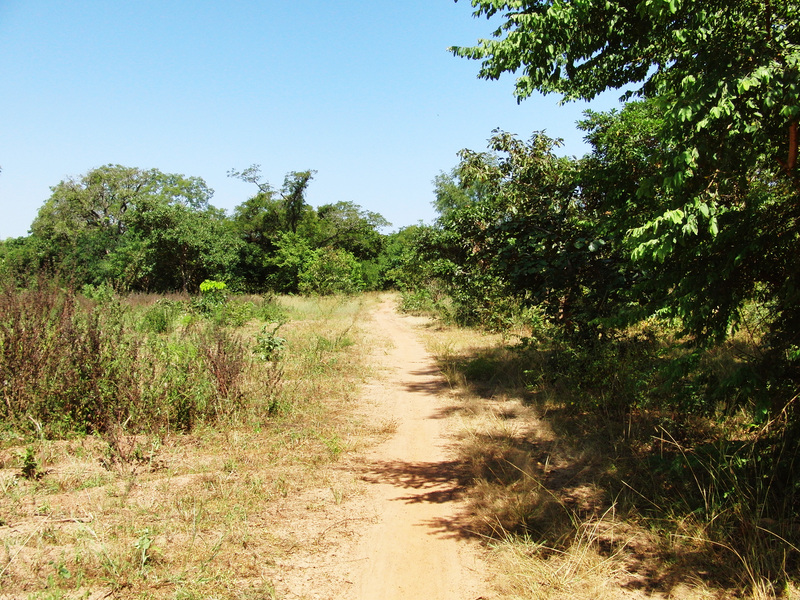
(418, 130), (629, 335)
(195, 279), (227, 313)
(314, 201), (390, 261)
(13, 162), (391, 298)
(281, 170), (316, 234)
(81, 282), (116, 304)
(26, 164), (241, 293)
(377, 224), (436, 292)
(199, 279), (227, 294)
(431, 169), (481, 219)
(20, 446), (41, 480)
(138, 299), (184, 334)
(228, 165), (391, 293)
(298, 247), (364, 296)
(0, 280), (281, 436)
(267, 232), (314, 293)
(452, 0), (800, 349)
(253, 323), (287, 362)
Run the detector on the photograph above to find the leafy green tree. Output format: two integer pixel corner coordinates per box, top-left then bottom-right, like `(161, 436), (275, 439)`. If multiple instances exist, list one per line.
(228, 165), (316, 235)
(428, 131), (619, 331)
(266, 232), (315, 294)
(230, 191), (283, 251)
(229, 191), (285, 290)
(315, 201), (390, 260)
(451, 0), (800, 345)
(228, 165), (320, 290)
(282, 170), (315, 234)
(124, 202), (241, 292)
(28, 165), (235, 291)
(298, 247), (364, 296)
(432, 170), (475, 220)
(229, 166), (392, 292)
(0, 236), (45, 285)
(451, 0), (800, 524)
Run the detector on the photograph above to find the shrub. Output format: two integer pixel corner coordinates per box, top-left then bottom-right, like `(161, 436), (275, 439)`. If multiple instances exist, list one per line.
(194, 279), (228, 314)
(0, 279), (281, 437)
(0, 280), (138, 434)
(253, 322), (287, 362)
(138, 298), (185, 334)
(298, 248), (364, 295)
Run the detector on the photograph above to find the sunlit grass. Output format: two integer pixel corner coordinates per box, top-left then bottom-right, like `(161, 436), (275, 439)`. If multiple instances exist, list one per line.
(415, 314), (799, 599)
(0, 292), (382, 599)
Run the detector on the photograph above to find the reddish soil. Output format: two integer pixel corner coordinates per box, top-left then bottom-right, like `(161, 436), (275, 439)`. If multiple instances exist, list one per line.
(271, 298), (494, 599)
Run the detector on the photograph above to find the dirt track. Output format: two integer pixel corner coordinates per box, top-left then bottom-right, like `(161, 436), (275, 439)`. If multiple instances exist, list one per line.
(273, 297), (492, 599)
(347, 299), (491, 599)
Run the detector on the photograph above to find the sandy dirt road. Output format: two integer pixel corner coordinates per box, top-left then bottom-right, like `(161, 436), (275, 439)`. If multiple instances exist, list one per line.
(272, 297), (493, 599)
(346, 299), (491, 600)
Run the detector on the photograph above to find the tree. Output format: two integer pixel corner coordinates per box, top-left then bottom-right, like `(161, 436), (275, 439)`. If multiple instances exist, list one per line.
(315, 201), (390, 260)
(282, 170), (315, 234)
(431, 169), (487, 220)
(29, 165), (230, 291)
(124, 202), (241, 292)
(298, 247), (364, 296)
(228, 165), (316, 235)
(378, 224), (435, 291)
(423, 130), (633, 333)
(451, 0), (800, 343)
(265, 232), (315, 294)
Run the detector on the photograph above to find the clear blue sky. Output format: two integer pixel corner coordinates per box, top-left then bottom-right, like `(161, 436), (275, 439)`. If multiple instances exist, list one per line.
(0, 1), (623, 240)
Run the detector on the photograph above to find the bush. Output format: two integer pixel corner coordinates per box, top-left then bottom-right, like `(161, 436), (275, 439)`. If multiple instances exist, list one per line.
(298, 248), (364, 295)
(138, 298), (185, 334)
(0, 280), (281, 437)
(0, 280), (137, 434)
(194, 279), (228, 314)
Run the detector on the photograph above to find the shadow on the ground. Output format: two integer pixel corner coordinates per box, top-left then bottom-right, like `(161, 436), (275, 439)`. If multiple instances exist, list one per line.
(402, 366), (450, 395)
(359, 458), (479, 540)
(422, 342), (800, 597)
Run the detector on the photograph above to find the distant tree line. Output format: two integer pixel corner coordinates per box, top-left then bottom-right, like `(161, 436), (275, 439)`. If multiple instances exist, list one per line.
(0, 163), (407, 295)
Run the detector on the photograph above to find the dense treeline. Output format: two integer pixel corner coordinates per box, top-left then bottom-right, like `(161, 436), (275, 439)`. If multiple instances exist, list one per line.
(0, 164), (397, 295)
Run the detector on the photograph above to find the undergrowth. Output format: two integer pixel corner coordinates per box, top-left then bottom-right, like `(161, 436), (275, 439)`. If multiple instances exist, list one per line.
(414, 299), (800, 599)
(0, 279), (286, 437)
(0, 287), (377, 599)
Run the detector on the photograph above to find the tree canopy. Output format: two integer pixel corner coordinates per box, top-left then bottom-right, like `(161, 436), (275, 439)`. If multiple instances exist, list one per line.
(451, 0), (800, 347)
(3, 163), (392, 296)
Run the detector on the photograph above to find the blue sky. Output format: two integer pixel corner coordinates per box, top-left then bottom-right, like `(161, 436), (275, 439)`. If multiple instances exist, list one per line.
(0, 1), (623, 239)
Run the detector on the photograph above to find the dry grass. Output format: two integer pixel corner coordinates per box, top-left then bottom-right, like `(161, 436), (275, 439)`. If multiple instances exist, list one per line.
(416, 318), (800, 600)
(0, 293), (384, 599)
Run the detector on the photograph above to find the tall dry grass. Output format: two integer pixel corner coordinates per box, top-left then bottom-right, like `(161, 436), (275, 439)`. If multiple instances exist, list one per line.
(0, 290), (382, 599)
(416, 317), (800, 599)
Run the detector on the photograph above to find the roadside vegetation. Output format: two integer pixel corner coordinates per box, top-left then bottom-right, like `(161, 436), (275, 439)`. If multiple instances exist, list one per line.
(0, 285), (382, 598)
(380, 1), (800, 596)
(411, 310), (798, 599)
(1, 1), (798, 597)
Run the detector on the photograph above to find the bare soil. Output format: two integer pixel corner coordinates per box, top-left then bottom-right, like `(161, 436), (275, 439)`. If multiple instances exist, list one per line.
(268, 297), (494, 599)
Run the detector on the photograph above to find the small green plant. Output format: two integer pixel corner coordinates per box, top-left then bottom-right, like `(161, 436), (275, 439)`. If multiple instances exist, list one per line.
(199, 279), (227, 295)
(199, 279), (227, 304)
(20, 446), (41, 480)
(254, 323), (287, 362)
(194, 279), (228, 315)
(81, 282), (116, 304)
(139, 298), (184, 334)
(133, 528), (154, 573)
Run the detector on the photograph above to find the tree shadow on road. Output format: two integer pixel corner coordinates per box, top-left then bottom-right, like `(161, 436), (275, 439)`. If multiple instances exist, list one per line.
(359, 458), (479, 540)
